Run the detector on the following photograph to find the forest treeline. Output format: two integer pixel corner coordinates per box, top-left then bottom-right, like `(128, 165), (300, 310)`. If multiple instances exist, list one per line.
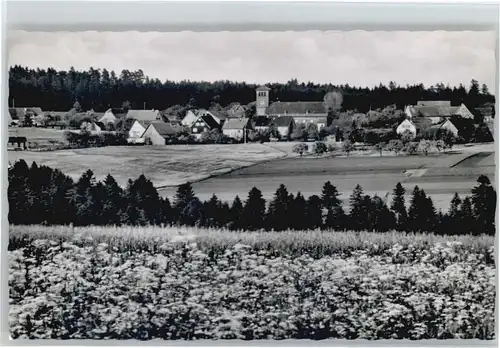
(8, 160), (496, 236)
(8, 66), (495, 113)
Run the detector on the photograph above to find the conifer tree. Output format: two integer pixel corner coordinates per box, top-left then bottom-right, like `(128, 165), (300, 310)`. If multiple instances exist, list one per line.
(70, 169), (97, 226)
(460, 197), (476, 235)
(242, 187), (266, 230)
(390, 182), (408, 230)
(101, 174), (124, 225)
(173, 182), (196, 222)
(204, 194), (221, 228)
(321, 181), (345, 230)
(305, 195), (323, 230)
(371, 195), (396, 232)
(266, 184), (292, 231)
(290, 192), (307, 230)
(229, 195), (244, 230)
(471, 175), (496, 235)
(349, 184), (366, 230)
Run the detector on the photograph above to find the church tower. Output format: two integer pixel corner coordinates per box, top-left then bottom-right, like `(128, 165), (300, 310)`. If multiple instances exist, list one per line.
(256, 86), (270, 116)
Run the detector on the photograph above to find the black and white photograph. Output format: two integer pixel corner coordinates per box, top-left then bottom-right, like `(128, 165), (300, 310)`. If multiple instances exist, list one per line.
(5, 3), (498, 342)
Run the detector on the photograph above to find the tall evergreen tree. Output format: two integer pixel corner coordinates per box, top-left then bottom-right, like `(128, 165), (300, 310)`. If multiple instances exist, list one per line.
(101, 174), (124, 225)
(290, 192), (307, 230)
(321, 181), (345, 230)
(390, 182), (408, 230)
(305, 195), (323, 230)
(229, 195), (244, 230)
(266, 184), (293, 231)
(349, 184), (366, 231)
(242, 187), (266, 230)
(471, 175), (496, 235)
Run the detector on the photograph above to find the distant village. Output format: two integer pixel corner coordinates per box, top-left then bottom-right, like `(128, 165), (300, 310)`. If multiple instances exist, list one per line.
(7, 85), (495, 149)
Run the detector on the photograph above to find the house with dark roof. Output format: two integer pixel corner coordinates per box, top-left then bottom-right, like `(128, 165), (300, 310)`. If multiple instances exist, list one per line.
(404, 101), (474, 123)
(190, 113), (221, 140)
(222, 117), (251, 141)
(181, 109), (222, 128)
(126, 109), (162, 122)
(142, 122), (183, 145)
(270, 115), (296, 139)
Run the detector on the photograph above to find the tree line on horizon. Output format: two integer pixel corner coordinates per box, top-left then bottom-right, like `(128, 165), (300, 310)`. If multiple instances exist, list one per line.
(8, 66), (495, 114)
(8, 160), (496, 236)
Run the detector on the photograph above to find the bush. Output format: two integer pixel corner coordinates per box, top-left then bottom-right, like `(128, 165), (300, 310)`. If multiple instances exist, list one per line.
(312, 141), (327, 156)
(292, 143), (309, 157)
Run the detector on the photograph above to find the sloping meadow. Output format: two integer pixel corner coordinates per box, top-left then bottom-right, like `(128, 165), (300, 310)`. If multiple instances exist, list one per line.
(9, 225), (496, 340)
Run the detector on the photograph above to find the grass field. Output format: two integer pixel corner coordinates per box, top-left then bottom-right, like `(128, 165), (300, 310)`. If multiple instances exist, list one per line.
(9, 225), (495, 340)
(159, 149), (495, 212)
(8, 144), (286, 187)
(8, 127), (68, 143)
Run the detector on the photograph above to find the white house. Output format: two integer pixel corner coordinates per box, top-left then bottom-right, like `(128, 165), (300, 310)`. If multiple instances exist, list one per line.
(80, 121), (103, 134)
(181, 110), (199, 127)
(222, 117), (251, 141)
(396, 119), (417, 136)
(99, 108), (126, 125)
(426, 119), (459, 138)
(127, 120), (151, 143)
(141, 122), (182, 145)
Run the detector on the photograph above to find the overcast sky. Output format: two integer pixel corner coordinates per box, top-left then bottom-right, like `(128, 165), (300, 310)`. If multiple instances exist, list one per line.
(8, 30), (497, 93)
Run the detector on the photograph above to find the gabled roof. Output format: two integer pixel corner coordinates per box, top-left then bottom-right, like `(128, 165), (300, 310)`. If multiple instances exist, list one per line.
(267, 101), (327, 115)
(256, 85), (271, 91)
(45, 111), (69, 119)
(181, 109), (199, 127)
(254, 116), (270, 127)
(416, 100), (451, 107)
(199, 114), (220, 129)
(272, 115), (295, 127)
(148, 122), (182, 137)
(223, 117), (250, 130)
(134, 120), (154, 129)
(126, 109), (160, 121)
(208, 108), (226, 121)
(411, 117), (433, 130)
(106, 108), (128, 118)
(416, 106), (459, 117)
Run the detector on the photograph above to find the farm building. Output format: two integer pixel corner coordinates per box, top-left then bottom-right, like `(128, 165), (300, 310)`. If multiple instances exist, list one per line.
(253, 116), (271, 132)
(255, 86), (332, 128)
(396, 119), (417, 136)
(190, 113), (221, 140)
(271, 115), (296, 139)
(226, 103), (247, 119)
(80, 121), (103, 133)
(142, 122), (183, 145)
(222, 117), (251, 141)
(425, 119), (459, 138)
(99, 108), (126, 125)
(126, 109), (162, 122)
(404, 101), (474, 123)
(182, 109), (223, 127)
(127, 120), (152, 143)
(9, 107), (44, 123)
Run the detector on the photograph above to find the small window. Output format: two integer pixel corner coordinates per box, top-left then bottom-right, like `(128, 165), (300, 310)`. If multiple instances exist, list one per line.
(204, 127), (208, 132)
(193, 127), (198, 132)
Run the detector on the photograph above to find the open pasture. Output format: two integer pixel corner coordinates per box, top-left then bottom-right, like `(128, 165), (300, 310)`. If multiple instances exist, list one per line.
(159, 150), (495, 212)
(8, 143), (286, 188)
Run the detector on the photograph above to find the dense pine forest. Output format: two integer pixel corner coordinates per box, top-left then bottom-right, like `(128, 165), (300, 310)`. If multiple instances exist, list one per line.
(8, 160), (496, 236)
(8, 66), (496, 113)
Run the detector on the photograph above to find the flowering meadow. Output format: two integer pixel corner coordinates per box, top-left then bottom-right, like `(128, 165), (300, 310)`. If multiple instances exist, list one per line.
(9, 225), (496, 340)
